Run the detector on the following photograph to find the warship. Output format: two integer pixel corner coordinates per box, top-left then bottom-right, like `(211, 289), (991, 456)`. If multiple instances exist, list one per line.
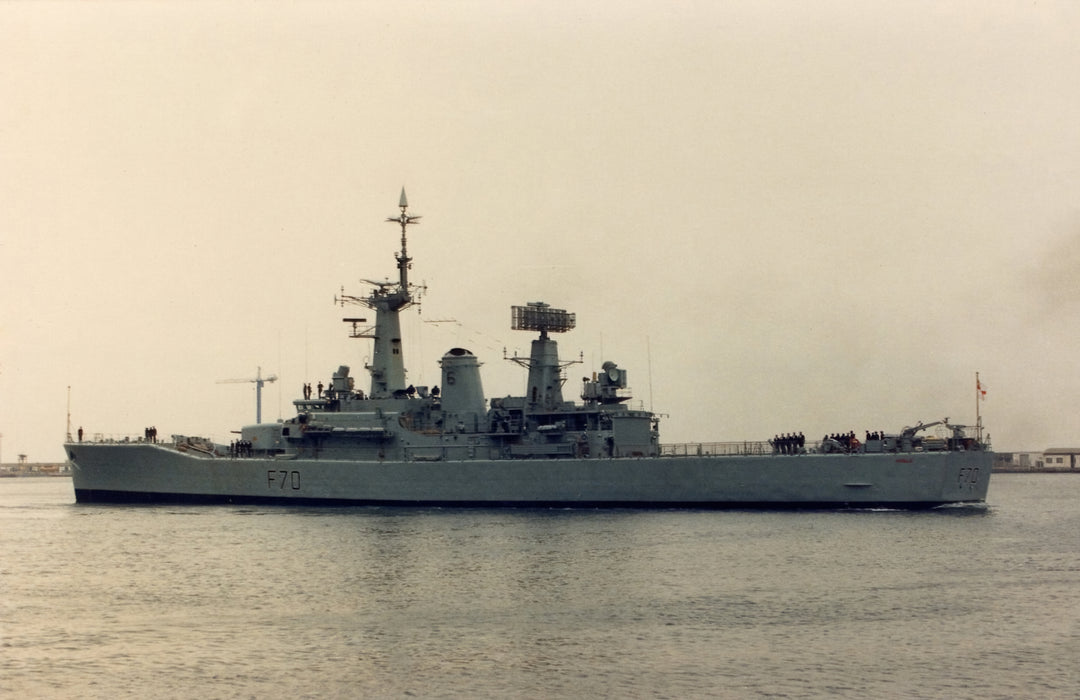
(67, 191), (992, 508)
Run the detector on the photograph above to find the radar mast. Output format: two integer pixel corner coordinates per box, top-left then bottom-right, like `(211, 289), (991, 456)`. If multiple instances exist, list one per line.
(508, 302), (581, 410)
(337, 189), (424, 398)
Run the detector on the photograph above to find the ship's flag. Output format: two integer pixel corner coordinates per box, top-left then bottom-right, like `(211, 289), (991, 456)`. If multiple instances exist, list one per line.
(977, 377), (987, 400)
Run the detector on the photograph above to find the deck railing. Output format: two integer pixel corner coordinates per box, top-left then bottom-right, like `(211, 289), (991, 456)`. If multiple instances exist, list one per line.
(660, 438), (987, 457)
(661, 441), (780, 457)
(661, 441), (859, 457)
(75, 433), (222, 448)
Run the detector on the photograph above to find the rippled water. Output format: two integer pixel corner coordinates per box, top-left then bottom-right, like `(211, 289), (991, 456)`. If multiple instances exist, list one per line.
(2, 474), (1078, 698)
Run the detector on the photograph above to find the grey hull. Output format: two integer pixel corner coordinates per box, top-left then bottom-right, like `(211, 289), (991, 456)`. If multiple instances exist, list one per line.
(65, 195), (994, 510)
(67, 442), (990, 508)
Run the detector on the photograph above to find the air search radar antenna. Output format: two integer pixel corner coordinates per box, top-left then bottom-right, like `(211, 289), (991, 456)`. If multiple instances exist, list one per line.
(508, 302), (582, 366)
(511, 302), (576, 338)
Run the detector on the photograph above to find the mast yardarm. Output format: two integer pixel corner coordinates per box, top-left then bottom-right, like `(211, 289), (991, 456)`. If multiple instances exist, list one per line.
(386, 187), (421, 291)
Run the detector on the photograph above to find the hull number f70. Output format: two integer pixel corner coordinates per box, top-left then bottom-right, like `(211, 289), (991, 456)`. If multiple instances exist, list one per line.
(268, 470), (301, 490)
(957, 467), (979, 485)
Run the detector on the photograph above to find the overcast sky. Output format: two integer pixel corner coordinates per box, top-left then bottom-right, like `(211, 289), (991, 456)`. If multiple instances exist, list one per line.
(3, 1), (1079, 462)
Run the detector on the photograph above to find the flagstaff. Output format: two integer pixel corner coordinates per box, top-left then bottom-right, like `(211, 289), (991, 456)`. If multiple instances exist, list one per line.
(976, 371), (985, 442)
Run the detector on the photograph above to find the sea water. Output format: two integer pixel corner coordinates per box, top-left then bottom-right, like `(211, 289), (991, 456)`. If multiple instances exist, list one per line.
(1, 474), (1077, 698)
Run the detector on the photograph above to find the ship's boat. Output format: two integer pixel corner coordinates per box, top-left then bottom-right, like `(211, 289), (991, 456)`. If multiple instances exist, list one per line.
(66, 191), (992, 508)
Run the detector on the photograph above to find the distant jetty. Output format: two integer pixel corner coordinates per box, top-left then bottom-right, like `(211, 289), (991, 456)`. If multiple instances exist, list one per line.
(994, 450), (1080, 473)
(0, 462), (71, 477)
